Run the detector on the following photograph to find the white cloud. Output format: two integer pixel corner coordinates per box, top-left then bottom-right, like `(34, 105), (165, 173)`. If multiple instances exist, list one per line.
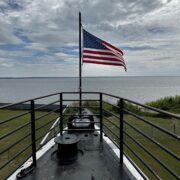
(26, 43), (47, 51)
(0, 18), (22, 44)
(0, 0), (179, 76)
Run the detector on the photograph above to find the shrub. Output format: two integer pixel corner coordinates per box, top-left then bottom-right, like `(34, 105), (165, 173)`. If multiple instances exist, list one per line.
(146, 95), (180, 113)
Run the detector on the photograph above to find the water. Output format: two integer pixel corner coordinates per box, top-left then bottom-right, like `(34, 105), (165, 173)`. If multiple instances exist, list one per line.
(0, 76), (180, 104)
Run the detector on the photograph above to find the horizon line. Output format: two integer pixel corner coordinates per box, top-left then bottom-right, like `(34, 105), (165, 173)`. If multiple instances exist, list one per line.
(0, 75), (179, 79)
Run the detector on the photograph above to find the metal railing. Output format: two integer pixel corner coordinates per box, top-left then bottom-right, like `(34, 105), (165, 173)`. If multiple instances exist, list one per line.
(0, 93), (60, 179)
(0, 92), (179, 179)
(102, 92), (180, 180)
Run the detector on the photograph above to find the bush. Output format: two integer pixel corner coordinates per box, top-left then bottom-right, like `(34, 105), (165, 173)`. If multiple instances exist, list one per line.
(146, 95), (180, 113)
(116, 100), (142, 115)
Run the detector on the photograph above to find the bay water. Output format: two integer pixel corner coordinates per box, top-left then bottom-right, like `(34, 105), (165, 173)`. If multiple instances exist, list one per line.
(0, 76), (180, 105)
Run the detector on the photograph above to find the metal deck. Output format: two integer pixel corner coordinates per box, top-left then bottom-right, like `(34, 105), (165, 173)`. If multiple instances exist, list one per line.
(23, 132), (132, 180)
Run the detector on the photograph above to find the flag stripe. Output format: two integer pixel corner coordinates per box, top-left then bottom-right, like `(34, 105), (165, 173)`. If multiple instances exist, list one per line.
(84, 49), (116, 56)
(84, 53), (117, 58)
(102, 41), (124, 55)
(83, 55), (125, 64)
(83, 58), (125, 66)
(83, 60), (124, 66)
(83, 48), (114, 53)
(83, 48), (125, 62)
(83, 54), (125, 63)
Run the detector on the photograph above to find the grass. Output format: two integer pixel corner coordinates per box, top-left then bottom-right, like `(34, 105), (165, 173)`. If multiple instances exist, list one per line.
(0, 109), (59, 179)
(85, 100), (180, 180)
(115, 95), (180, 117)
(1, 97), (180, 180)
(146, 95), (180, 113)
(0, 102), (79, 179)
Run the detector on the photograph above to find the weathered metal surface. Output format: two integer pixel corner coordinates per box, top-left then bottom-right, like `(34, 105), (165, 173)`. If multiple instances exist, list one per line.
(54, 134), (80, 164)
(24, 132), (131, 180)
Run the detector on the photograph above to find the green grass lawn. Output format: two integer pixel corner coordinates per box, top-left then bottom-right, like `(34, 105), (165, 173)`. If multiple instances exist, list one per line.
(0, 109), (59, 179)
(0, 102), (79, 179)
(85, 101), (180, 180)
(1, 102), (180, 180)
(103, 114), (180, 180)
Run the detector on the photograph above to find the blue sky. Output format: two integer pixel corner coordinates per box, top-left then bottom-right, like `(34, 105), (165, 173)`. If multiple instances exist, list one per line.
(0, 0), (180, 77)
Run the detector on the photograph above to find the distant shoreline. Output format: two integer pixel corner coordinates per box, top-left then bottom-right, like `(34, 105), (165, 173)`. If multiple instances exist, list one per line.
(0, 76), (180, 79)
(0, 103), (66, 111)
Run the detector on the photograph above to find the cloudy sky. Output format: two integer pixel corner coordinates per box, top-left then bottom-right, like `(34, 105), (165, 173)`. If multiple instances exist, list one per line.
(0, 0), (180, 77)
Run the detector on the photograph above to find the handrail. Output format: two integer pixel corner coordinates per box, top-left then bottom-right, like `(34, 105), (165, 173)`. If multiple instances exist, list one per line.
(124, 121), (180, 161)
(124, 131), (179, 179)
(35, 107), (60, 121)
(63, 99), (99, 101)
(102, 100), (120, 109)
(0, 143), (32, 170)
(103, 108), (119, 119)
(62, 114), (100, 116)
(34, 100), (59, 110)
(0, 91), (179, 179)
(123, 142), (161, 180)
(103, 92), (180, 120)
(123, 152), (151, 180)
(61, 91), (101, 94)
(103, 124), (120, 140)
(124, 109), (179, 140)
(1, 91), (180, 119)
(0, 122), (31, 141)
(65, 106), (99, 108)
(0, 132), (31, 155)
(103, 116), (120, 129)
(0, 111), (31, 125)
(35, 117), (58, 132)
(0, 92), (60, 109)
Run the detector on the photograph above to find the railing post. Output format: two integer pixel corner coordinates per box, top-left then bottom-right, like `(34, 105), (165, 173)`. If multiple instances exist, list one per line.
(30, 100), (36, 167)
(60, 93), (63, 135)
(100, 93), (103, 141)
(120, 98), (124, 165)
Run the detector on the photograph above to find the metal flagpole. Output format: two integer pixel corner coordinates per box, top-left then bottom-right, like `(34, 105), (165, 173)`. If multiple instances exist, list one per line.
(79, 12), (82, 115)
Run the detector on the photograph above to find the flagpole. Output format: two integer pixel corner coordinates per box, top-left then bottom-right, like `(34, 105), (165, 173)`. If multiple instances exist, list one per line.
(79, 12), (82, 115)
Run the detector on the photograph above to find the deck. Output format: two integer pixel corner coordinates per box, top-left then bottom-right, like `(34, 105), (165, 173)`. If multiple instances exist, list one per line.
(22, 132), (132, 180)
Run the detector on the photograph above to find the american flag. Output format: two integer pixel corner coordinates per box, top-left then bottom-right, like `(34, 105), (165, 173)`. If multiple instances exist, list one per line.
(83, 29), (126, 71)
